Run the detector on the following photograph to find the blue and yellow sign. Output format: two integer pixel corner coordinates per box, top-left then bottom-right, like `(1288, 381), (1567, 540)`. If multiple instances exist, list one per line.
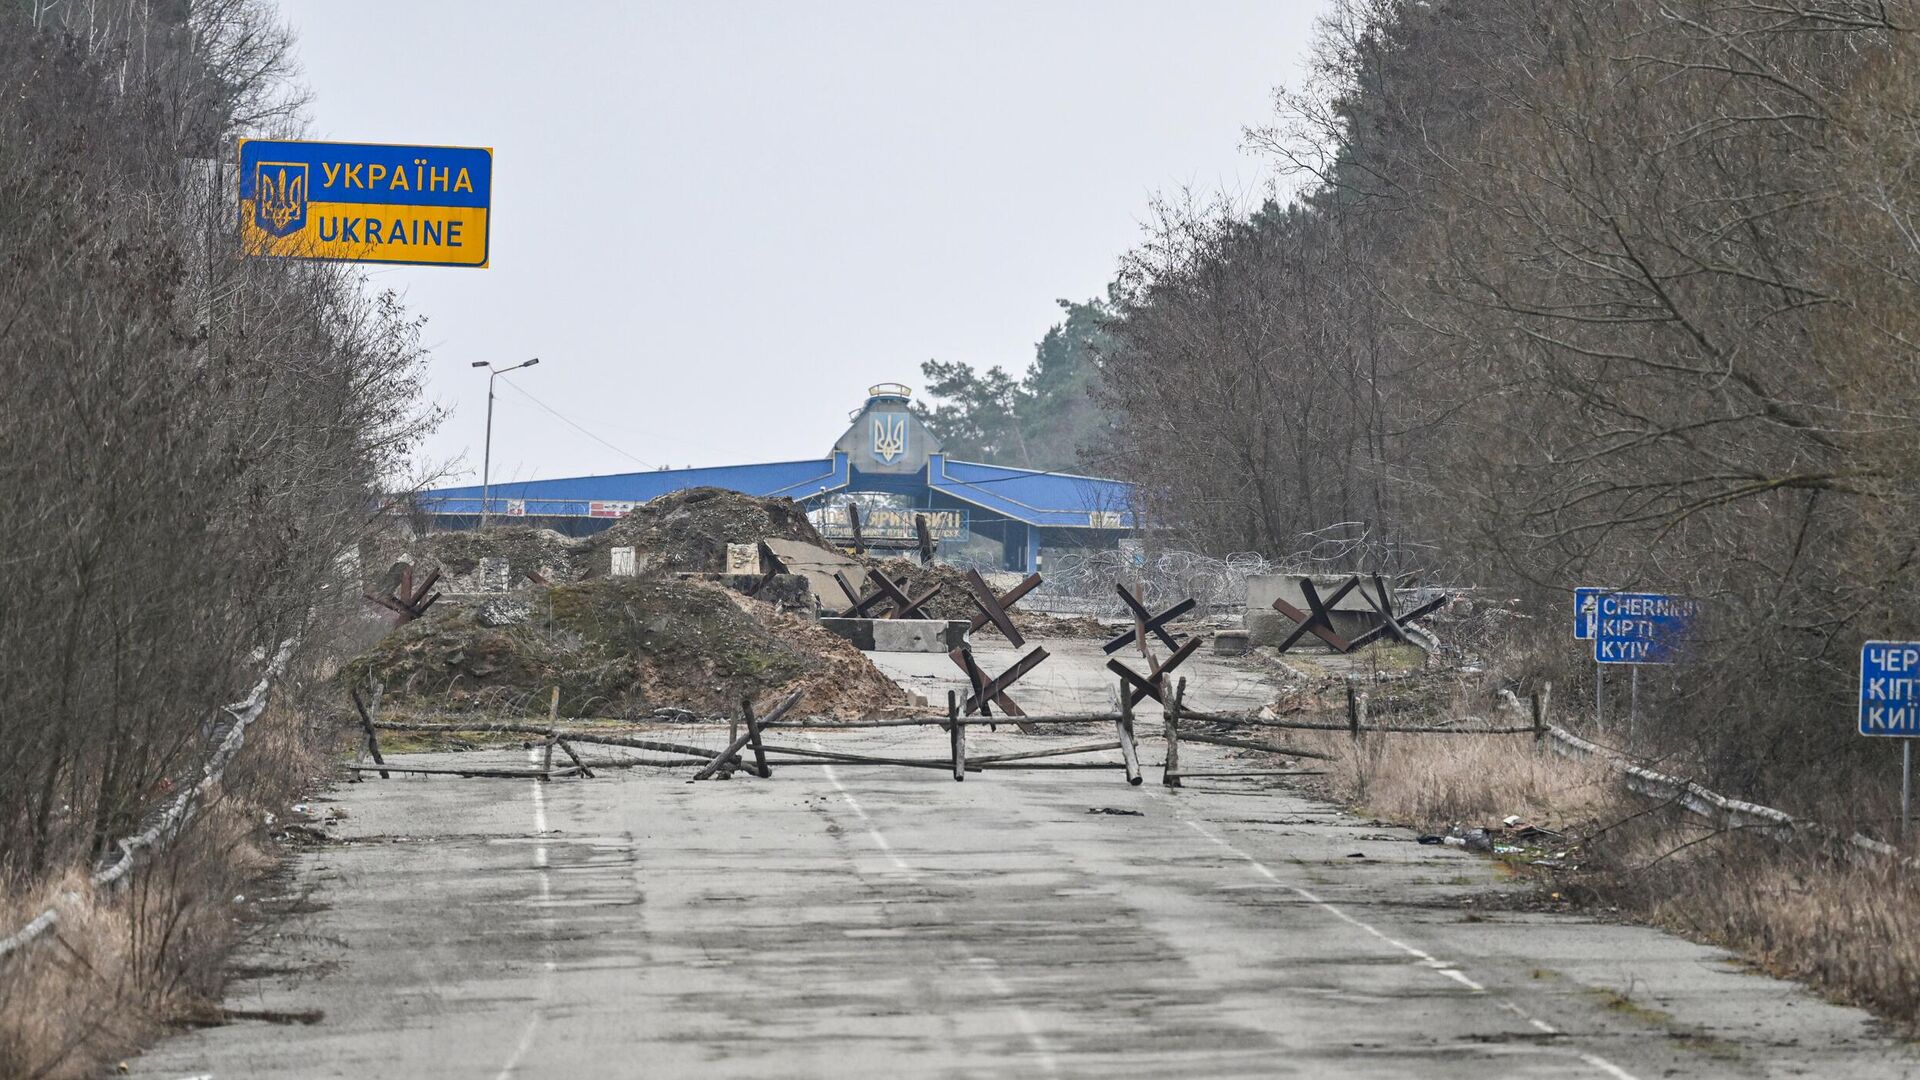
(238, 140), (491, 267)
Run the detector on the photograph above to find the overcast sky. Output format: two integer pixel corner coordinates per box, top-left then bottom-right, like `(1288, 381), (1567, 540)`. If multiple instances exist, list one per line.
(277, 2), (1332, 487)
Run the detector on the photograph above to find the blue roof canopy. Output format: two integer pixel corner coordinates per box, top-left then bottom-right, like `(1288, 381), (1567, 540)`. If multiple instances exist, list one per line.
(416, 386), (1135, 529)
(419, 455), (849, 518)
(926, 456), (1134, 528)
(418, 452), (1133, 528)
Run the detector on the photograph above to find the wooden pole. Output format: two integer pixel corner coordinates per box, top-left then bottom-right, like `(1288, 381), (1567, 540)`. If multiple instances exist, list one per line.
(1346, 678), (1361, 741)
(369, 721), (745, 764)
(1161, 770), (1325, 780)
(555, 738), (594, 778)
(541, 687), (560, 779)
(742, 696), (770, 779)
(973, 761), (1130, 770)
(350, 689), (389, 780)
(754, 747), (982, 772)
(694, 690), (802, 780)
(1174, 730), (1337, 761)
(948, 690), (965, 782)
(345, 763), (555, 779)
(968, 741), (1121, 764)
(1164, 677), (1185, 788)
(1117, 673), (1142, 785)
(1531, 682), (1552, 744)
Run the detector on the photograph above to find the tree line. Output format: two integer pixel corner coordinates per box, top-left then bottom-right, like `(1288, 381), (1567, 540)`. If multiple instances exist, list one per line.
(0, 1), (433, 881)
(1095, 0), (1920, 813)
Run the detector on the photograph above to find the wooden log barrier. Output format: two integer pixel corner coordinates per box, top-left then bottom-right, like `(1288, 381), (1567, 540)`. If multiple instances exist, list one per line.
(1162, 770), (1325, 780)
(371, 721), (746, 767)
(973, 761), (1130, 771)
(1174, 730), (1337, 761)
(572, 755), (713, 769)
(1116, 675), (1142, 785)
(345, 763), (564, 780)
(349, 688), (389, 780)
(694, 690), (803, 780)
(742, 696), (771, 779)
(947, 691), (966, 782)
(967, 741), (1122, 765)
(556, 738), (594, 779)
(758, 755), (983, 773)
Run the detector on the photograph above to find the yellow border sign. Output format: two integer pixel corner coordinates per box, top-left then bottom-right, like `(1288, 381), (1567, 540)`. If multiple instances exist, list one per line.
(239, 139), (492, 268)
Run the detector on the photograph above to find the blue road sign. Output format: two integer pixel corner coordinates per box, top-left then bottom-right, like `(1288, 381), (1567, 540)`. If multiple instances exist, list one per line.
(1859, 641), (1920, 737)
(1593, 591), (1699, 665)
(1573, 587), (1608, 640)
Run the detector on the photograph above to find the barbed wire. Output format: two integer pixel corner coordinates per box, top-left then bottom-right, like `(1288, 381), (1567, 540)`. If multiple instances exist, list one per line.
(1026, 550), (1298, 615)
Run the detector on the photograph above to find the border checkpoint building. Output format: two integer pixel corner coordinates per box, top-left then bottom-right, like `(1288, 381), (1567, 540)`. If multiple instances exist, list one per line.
(417, 384), (1136, 573)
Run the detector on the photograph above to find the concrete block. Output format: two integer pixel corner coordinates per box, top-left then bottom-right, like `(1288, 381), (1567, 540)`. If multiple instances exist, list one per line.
(724, 543), (760, 576)
(760, 538), (868, 611)
(819, 618), (967, 653)
(478, 556), (510, 593)
(1244, 574), (1385, 642)
(1243, 609), (1291, 647)
(1212, 630), (1250, 656)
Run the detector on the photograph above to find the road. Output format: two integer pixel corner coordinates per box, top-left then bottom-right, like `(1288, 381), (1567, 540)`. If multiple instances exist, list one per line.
(131, 644), (1914, 1079)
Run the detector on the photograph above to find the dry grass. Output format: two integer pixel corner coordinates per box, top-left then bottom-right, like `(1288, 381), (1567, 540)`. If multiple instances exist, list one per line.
(1292, 704), (1920, 1027)
(1298, 728), (1623, 834)
(1594, 823), (1920, 1025)
(0, 702), (334, 1079)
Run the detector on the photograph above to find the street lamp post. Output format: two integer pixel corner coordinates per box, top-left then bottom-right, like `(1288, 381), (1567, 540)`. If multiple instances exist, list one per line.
(472, 358), (540, 527)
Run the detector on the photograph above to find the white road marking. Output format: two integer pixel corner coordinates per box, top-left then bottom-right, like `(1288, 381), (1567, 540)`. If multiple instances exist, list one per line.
(808, 738), (1060, 1075)
(494, 751), (558, 1080)
(1179, 818), (1642, 1080)
(812, 752), (912, 874)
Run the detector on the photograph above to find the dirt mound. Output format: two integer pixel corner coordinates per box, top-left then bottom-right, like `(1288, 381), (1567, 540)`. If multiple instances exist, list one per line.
(721, 592), (915, 717)
(860, 557), (977, 621)
(584, 488), (826, 576)
(339, 576), (907, 720)
(392, 526), (590, 591)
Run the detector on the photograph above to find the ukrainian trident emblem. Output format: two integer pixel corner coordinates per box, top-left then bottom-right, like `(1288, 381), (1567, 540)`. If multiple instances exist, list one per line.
(253, 161), (308, 237)
(871, 414), (907, 464)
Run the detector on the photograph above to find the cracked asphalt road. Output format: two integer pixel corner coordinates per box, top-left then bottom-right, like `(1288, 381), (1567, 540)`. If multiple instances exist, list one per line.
(129, 645), (1917, 1079)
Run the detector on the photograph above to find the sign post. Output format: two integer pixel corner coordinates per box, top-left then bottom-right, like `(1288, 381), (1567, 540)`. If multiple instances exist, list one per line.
(1574, 587), (1607, 724)
(1591, 590), (1699, 736)
(1858, 640), (1920, 840)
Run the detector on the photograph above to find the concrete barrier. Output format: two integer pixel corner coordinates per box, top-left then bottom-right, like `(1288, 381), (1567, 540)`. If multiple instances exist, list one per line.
(820, 618), (968, 653)
(1244, 575), (1385, 644)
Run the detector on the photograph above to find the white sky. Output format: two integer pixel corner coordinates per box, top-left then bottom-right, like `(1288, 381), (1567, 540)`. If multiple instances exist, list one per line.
(277, 1), (1332, 486)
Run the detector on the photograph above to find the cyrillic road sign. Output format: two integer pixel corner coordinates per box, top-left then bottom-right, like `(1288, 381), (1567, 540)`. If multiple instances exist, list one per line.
(1860, 641), (1920, 737)
(1594, 591), (1698, 665)
(1573, 587), (1608, 640)
(239, 139), (491, 267)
